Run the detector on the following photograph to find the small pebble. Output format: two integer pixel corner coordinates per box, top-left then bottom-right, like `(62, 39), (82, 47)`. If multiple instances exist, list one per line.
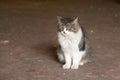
(91, 30), (94, 33)
(0, 40), (9, 44)
(114, 14), (118, 17)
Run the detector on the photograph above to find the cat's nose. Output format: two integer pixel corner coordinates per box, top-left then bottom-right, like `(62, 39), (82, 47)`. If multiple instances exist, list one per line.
(63, 31), (66, 34)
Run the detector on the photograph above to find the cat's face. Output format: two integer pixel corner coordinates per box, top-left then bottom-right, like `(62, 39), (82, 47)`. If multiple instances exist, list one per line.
(57, 16), (80, 35)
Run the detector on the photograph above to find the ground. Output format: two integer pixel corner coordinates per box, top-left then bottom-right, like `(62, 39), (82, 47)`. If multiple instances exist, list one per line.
(0, 0), (120, 80)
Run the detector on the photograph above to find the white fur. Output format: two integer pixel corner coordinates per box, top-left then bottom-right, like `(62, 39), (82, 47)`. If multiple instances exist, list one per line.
(58, 28), (86, 69)
(57, 52), (64, 63)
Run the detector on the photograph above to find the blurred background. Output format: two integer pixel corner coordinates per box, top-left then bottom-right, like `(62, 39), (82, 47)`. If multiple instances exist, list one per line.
(0, 0), (120, 80)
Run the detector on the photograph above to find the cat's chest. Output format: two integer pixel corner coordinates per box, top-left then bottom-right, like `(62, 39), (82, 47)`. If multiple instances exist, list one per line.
(58, 33), (81, 48)
(61, 37), (72, 45)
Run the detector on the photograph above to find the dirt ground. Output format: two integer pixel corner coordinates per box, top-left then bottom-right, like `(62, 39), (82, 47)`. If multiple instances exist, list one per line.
(0, 0), (120, 80)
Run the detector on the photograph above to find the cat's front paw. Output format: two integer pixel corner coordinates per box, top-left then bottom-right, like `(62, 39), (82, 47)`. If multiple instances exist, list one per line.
(71, 64), (79, 69)
(62, 64), (71, 69)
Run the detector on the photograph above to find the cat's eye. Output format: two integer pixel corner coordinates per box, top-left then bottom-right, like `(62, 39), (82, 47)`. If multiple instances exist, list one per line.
(58, 26), (64, 32)
(66, 24), (71, 30)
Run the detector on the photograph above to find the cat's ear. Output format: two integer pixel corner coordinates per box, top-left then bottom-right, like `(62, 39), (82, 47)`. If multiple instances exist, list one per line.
(57, 16), (63, 24)
(72, 16), (79, 24)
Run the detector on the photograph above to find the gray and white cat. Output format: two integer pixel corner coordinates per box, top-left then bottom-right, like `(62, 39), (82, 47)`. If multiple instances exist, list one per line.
(57, 16), (91, 69)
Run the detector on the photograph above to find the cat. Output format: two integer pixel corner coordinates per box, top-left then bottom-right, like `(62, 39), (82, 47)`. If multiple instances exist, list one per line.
(57, 16), (91, 69)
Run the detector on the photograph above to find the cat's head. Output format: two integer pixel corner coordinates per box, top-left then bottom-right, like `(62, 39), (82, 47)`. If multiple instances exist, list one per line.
(57, 16), (80, 35)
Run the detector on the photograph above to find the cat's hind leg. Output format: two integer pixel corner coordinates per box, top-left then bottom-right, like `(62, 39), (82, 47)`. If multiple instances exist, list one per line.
(80, 52), (91, 66)
(57, 47), (65, 63)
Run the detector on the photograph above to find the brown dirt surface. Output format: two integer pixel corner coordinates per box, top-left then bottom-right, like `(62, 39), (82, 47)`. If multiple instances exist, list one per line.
(0, 0), (120, 80)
